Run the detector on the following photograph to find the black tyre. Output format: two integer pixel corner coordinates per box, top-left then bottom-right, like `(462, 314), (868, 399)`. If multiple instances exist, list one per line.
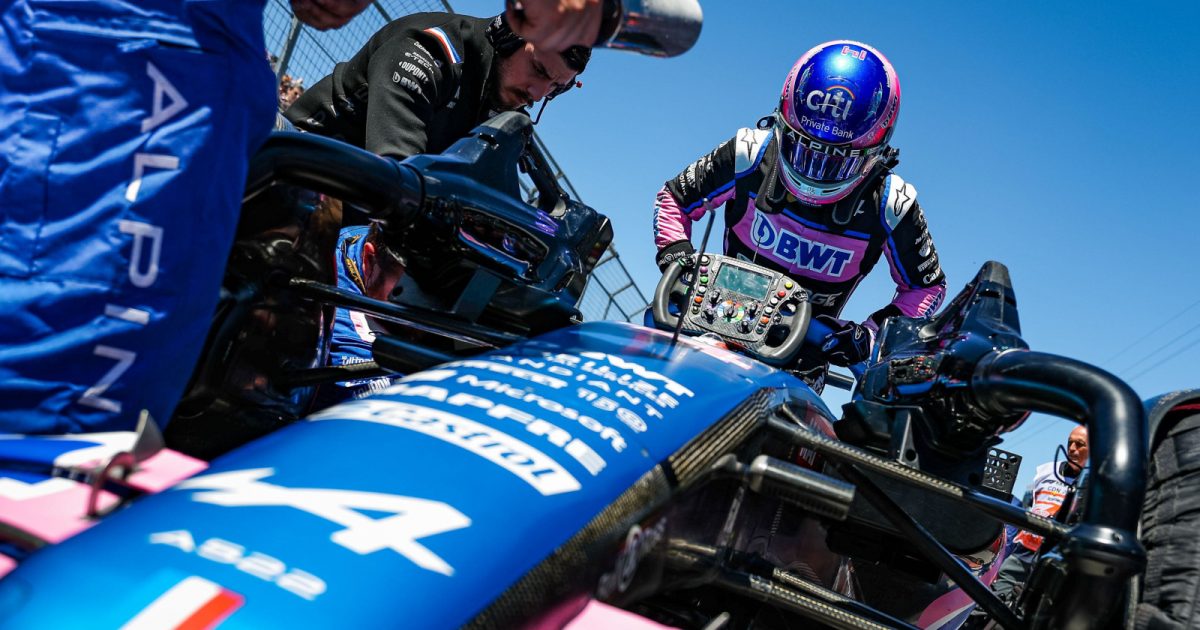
(1137, 391), (1200, 629)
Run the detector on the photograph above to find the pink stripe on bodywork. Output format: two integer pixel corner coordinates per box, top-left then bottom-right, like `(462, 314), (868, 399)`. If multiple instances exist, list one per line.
(652, 185), (735, 249)
(0, 439), (204, 550)
(0, 478), (117, 544)
(564, 600), (678, 630)
(728, 202), (870, 282)
(124, 449), (208, 493)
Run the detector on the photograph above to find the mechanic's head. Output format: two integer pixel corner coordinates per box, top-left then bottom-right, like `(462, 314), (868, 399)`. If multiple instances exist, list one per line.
(776, 40), (900, 205)
(361, 224), (405, 301)
(1065, 426), (1089, 475)
(487, 14), (590, 111)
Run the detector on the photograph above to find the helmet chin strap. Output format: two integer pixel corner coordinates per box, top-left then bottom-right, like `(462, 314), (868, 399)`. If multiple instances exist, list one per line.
(760, 142), (789, 211)
(755, 116), (788, 214)
(829, 147), (898, 226)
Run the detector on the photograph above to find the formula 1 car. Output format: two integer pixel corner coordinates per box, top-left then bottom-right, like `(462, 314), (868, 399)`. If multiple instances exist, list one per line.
(0, 112), (1196, 630)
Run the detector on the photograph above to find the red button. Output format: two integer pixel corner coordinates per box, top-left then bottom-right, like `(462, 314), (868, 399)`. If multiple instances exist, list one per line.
(760, 317), (769, 325)
(777, 290), (786, 298)
(694, 296), (703, 304)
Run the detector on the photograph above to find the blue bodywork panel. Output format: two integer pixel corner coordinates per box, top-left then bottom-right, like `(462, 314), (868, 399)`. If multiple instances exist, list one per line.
(0, 322), (829, 628)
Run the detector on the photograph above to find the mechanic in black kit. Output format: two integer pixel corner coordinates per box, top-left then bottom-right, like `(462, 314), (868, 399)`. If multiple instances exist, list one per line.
(285, 11), (590, 159)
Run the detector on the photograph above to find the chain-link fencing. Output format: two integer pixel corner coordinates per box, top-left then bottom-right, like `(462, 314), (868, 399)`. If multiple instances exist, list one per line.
(263, 0), (649, 323)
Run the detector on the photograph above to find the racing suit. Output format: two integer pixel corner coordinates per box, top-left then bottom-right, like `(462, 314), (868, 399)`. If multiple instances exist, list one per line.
(311, 226), (399, 409)
(0, 0), (277, 434)
(652, 128), (946, 386)
(285, 12), (502, 160)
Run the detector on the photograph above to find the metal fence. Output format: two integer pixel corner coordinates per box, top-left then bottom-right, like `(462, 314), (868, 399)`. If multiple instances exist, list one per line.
(263, 0), (649, 323)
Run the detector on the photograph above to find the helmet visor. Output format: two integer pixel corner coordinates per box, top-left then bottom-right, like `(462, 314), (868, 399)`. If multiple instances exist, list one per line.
(778, 121), (872, 184)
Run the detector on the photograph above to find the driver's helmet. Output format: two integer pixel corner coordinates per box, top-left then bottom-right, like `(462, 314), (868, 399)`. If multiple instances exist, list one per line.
(777, 40), (900, 205)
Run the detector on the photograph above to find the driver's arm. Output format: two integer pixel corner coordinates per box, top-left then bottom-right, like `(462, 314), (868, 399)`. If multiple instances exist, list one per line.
(866, 174), (947, 331)
(653, 129), (758, 270)
(362, 31), (453, 159)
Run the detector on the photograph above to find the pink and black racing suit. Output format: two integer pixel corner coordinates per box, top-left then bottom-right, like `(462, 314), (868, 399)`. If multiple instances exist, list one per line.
(652, 128), (947, 384)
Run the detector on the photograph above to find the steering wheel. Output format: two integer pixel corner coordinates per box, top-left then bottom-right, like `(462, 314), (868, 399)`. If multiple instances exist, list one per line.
(652, 254), (811, 367)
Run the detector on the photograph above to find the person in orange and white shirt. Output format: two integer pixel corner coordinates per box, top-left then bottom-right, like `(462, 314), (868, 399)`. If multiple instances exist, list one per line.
(990, 426), (1089, 604)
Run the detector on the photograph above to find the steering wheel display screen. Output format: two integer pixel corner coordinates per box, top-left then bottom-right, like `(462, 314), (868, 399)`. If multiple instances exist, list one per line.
(714, 264), (772, 299)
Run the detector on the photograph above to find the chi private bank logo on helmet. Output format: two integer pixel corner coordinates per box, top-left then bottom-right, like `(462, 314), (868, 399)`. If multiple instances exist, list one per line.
(776, 40), (900, 205)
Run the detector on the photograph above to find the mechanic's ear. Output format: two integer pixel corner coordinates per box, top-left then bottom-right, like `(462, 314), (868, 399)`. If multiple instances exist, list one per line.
(362, 241), (378, 285)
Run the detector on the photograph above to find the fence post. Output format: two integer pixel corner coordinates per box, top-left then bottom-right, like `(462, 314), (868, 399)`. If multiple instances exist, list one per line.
(275, 15), (304, 84)
(372, 1), (394, 21)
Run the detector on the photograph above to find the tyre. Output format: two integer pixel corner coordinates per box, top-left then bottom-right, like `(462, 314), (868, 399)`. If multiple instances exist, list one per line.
(1136, 391), (1200, 629)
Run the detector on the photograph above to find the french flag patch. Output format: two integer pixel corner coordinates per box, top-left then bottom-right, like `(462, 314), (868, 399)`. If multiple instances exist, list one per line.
(122, 576), (244, 630)
(423, 27), (462, 63)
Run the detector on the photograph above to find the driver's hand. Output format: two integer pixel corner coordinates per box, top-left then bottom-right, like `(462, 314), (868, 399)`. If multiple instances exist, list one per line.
(815, 315), (875, 367)
(506, 0), (603, 52)
(655, 240), (696, 272)
(289, 0), (371, 30)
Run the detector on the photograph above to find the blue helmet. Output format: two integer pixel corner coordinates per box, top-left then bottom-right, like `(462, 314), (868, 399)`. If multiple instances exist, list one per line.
(777, 40), (900, 205)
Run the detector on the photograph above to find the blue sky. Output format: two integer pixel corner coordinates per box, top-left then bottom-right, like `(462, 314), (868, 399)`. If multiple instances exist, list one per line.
(449, 0), (1200, 491)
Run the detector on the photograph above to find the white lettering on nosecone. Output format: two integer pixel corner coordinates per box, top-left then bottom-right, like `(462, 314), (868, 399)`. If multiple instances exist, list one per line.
(400, 356), (697, 441)
(78, 62), (186, 414)
(576, 352), (694, 399)
(148, 530), (328, 600)
(309, 400), (582, 496)
(451, 360), (569, 389)
(176, 469), (470, 577)
(453, 351), (695, 431)
(380, 380), (611, 473)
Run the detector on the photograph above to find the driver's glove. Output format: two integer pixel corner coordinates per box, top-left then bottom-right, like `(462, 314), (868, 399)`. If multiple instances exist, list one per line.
(655, 240), (696, 272)
(815, 315), (875, 367)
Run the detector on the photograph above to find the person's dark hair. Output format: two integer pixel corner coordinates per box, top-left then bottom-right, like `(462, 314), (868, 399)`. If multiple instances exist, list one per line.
(366, 222), (405, 277)
(487, 13), (590, 74)
(561, 45), (590, 74)
(486, 13), (525, 57)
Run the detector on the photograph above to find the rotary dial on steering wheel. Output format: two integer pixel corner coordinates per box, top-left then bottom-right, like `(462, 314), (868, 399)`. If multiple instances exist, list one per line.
(653, 254), (812, 366)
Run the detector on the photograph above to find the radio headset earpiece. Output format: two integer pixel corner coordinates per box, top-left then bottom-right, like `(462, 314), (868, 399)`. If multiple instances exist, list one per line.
(532, 45), (589, 123)
(488, 13), (590, 124)
(532, 77), (583, 124)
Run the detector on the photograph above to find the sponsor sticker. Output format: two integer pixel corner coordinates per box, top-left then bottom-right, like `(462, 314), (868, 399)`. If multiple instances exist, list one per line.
(382, 379), (612, 474)
(310, 400), (581, 495)
(804, 86), (854, 121)
(178, 469), (471, 575)
(751, 211), (855, 277)
(597, 517), (668, 599)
